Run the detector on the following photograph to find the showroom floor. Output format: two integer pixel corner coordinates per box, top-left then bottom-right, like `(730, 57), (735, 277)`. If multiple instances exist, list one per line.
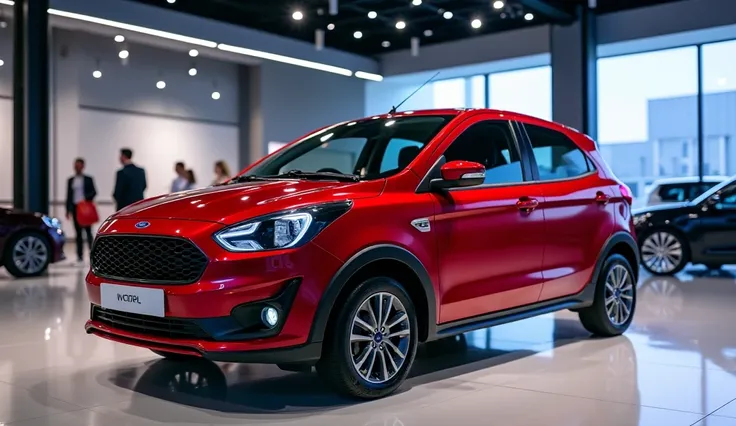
(0, 264), (735, 426)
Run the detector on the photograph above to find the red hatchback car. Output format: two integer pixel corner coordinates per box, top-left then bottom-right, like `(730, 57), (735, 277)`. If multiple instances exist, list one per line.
(85, 109), (639, 399)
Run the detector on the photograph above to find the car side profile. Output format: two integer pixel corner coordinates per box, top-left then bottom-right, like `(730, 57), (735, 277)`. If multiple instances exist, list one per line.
(634, 175), (736, 275)
(0, 208), (66, 277)
(84, 108), (639, 399)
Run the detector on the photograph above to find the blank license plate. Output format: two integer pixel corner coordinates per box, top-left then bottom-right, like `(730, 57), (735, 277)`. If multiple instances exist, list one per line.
(100, 284), (165, 318)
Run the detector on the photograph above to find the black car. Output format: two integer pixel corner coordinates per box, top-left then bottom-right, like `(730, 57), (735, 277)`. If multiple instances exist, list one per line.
(633, 175), (736, 275)
(0, 208), (66, 278)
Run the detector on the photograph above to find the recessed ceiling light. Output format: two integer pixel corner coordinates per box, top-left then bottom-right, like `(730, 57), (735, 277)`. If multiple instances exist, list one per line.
(156, 80), (166, 89)
(211, 91), (221, 100)
(327, 23), (335, 30)
(189, 49), (198, 57)
(118, 49), (129, 59)
(114, 35), (125, 42)
(382, 40), (391, 48)
(166, 0), (175, 3)
(368, 11), (377, 19)
(471, 18), (482, 28)
(424, 29), (433, 37)
(188, 67), (197, 76)
(493, 1), (504, 9)
(412, 0), (422, 5)
(524, 12), (534, 20)
(353, 30), (363, 39)
(443, 11), (453, 19)
(292, 11), (303, 20)
(396, 20), (406, 29)
(0, 59), (4, 67)
(92, 70), (102, 78)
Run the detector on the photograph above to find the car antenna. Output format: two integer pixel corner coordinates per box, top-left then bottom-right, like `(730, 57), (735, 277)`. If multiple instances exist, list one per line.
(388, 71), (440, 115)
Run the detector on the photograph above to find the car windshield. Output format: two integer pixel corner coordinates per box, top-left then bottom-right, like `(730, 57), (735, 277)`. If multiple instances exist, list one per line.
(240, 115), (455, 181)
(690, 175), (736, 205)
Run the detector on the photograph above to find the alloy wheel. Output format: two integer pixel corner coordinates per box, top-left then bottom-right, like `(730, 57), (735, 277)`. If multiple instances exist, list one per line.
(605, 264), (635, 326)
(350, 292), (411, 384)
(641, 231), (683, 274)
(12, 236), (48, 275)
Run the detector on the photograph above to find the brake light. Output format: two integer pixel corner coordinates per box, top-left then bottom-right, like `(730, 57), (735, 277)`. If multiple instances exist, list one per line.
(619, 184), (633, 205)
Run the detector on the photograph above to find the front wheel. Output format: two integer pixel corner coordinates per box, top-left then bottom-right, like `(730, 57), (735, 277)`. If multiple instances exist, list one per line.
(317, 277), (418, 400)
(639, 230), (689, 275)
(578, 254), (637, 337)
(4, 232), (51, 278)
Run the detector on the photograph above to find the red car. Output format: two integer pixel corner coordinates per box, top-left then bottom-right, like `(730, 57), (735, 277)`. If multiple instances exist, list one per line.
(85, 109), (639, 399)
(1, 208), (66, 277)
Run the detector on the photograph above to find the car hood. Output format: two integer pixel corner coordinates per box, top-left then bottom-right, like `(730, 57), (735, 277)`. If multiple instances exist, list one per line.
(632, 202), (692, 216)
(112, 179), (385, 225)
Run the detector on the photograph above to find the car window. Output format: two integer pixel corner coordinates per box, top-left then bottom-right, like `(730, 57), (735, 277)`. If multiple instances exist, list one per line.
(717, 186), (736, 209)
(279, 137), (366, 175)
(525, 124), (591, 181)
(442, 120), (523, 185)
(658, 184), (687, 202)
(379, 138), (424, 173)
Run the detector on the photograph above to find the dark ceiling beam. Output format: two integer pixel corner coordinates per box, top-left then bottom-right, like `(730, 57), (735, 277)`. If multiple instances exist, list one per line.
(516, 0), (574, 23)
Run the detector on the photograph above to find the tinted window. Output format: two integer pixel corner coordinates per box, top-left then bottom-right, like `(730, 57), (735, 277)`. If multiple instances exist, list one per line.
(658, 184), (687, 202)
(380, 138), (424, 173)
(717, 185), (736, 209)
(525, 124), (591, 181)
(442, 121), (523, 185)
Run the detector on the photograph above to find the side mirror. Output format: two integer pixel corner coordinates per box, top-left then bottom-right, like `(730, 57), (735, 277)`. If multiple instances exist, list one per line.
(430, 160), (485, 191)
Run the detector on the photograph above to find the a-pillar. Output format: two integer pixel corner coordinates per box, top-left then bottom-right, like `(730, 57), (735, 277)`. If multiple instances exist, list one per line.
(13, 0), (50, 213)
(551, 4), (597, 139)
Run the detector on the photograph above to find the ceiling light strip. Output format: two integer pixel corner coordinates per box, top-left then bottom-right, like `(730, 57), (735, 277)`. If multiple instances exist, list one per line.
(1, 3), (382, 80)
(218, 43), (353, 77)
(355, 71), (383, 82)
(48, 8), (218, 48)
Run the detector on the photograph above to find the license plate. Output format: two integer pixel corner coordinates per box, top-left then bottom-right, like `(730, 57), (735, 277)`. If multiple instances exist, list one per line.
(100, 284), (165, 317)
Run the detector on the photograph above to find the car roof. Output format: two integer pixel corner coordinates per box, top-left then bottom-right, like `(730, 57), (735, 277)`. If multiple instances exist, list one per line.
(649, 176), (727, 186)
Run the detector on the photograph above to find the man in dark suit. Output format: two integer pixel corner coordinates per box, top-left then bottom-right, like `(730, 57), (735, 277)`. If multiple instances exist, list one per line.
(112, 148), (147, 211)
(66, 158), (97, 264)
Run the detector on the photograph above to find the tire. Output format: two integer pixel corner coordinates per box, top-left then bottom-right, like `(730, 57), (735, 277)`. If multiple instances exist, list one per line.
(639, 229), (689, 276)
(316, 276), (418, 400)
(4, 232), (51, 278)
(578, 254), (637, 337)
(151, 349), (200, 362)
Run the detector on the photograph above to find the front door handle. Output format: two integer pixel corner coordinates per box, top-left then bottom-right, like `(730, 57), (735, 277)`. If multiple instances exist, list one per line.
(517, 197), (539, 212)
(595, 191), (610, 205)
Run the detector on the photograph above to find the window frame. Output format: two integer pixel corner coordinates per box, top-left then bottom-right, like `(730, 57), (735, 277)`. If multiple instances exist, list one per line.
(517, 121), (598, 184)
(415, 117), (535, 193)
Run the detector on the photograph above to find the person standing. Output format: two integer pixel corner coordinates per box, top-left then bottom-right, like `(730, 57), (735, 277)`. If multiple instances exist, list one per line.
(112, 148), (147, 211)
(66, 158), (97, 265)
(171, 162), (189, 193)
(185, 169), (197, 190)
(212, 160), (231, 185)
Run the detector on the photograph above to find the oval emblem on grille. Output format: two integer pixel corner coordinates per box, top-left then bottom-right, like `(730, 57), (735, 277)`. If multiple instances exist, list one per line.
(135, 221), (150, 229)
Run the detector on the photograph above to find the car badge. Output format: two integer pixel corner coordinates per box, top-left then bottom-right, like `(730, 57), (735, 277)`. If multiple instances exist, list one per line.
(135, 221), (150, 229)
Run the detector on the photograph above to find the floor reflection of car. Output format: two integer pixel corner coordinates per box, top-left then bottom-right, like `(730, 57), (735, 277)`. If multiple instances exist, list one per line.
(634, 175), (736, 275)
(643, 176), (726, 207)
(0, 208), (65, 277)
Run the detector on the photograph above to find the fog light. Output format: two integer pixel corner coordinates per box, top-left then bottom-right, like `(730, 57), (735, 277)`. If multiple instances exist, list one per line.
(261, 307), (279, 328)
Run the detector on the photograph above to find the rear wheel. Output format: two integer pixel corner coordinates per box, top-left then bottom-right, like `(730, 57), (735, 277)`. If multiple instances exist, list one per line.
(639, 230), (689, 275)
(578, 254), (637, 337)
(317, 277), (418, 400)
(4, 232), (51, 278)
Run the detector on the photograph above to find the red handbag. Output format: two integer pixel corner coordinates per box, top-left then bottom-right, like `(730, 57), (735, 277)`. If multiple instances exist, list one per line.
(75, 201), (99, 227)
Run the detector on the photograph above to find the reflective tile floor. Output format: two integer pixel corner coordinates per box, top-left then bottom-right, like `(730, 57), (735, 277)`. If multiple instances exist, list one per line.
(1, 264), (736, 426)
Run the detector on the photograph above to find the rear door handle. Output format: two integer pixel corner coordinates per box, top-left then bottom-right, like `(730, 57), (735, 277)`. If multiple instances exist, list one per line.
(595, 191), (610, 205)
(517, 197), (539, 212)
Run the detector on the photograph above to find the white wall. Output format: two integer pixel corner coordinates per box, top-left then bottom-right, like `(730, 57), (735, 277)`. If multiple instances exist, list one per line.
(51, 29), (240, 235)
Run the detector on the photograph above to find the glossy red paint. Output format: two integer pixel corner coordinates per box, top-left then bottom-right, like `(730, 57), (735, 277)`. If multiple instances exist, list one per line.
(85, 108), (636, 361)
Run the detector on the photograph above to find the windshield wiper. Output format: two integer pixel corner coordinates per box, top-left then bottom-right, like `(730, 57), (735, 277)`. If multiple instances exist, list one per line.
(279, 169), (360, 182)
(228, 175), (284, 184)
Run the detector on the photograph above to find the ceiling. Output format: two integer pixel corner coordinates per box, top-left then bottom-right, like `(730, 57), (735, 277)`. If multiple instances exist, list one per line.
(130, 0), (686, 57)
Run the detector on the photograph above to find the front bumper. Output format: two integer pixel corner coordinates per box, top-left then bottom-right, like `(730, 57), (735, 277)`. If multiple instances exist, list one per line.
(85, 218), (343, 357)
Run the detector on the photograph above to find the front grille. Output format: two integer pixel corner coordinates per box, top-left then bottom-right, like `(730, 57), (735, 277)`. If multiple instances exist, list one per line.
(92, 305), (211, 340)
(91, 235), (208, 284)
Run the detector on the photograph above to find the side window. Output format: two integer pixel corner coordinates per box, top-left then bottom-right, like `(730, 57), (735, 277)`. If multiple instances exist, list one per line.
(380, 138), (424, 173)
(525, 124), (591, 181)
(442, 121), (523, 185)
(717, 185), (736, 209)
(658, 184), (686, 202)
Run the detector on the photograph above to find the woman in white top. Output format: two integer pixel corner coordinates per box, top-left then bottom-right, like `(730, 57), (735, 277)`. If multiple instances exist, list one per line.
(212, 160), (231, 185)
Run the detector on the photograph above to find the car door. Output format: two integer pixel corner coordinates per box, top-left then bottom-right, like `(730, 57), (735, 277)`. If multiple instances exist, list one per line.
(519, 121), (615, 301)
(430, 116), (546, 324)
(692, 181), (736, 264)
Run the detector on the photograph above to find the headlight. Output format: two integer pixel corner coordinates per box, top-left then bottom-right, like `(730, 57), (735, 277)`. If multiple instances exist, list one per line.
(214, 201), (352, 252)
(42, 216), (61, 229)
